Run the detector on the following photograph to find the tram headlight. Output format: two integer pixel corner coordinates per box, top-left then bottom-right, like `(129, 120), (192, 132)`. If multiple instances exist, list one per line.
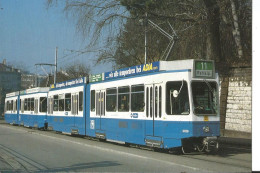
(203, 126), (210, 133)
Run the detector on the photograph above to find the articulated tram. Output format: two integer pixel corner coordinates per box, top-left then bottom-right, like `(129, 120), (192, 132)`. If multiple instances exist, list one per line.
(4, 59), (220, 153)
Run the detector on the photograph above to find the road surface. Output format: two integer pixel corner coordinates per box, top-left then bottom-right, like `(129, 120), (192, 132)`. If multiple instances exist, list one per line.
(0, 122), (251, 172)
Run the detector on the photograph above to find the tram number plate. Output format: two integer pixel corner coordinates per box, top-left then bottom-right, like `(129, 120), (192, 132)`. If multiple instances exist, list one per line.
(204, 116), (209, 121)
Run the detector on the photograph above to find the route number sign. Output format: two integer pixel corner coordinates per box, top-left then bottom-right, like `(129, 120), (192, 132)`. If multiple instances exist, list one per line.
(194, 60), (215, 78)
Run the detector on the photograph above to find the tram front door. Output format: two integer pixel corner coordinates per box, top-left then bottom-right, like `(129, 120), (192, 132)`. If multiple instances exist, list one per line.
(145, 83), (163, 147)
(145, 84), (162, 136)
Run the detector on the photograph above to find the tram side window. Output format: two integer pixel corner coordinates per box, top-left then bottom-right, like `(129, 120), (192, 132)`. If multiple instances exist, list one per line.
(16, 100), (18, 112)
(166, 81), (190, 115)
(24, 98), (28, 111)
(146, 88), (149, 117)
(40, 97), (47, 113)
(34, 99), (39, 113)
(53, 95), (58, 111)
(79, 91), (83, 111)
(91, 90), (95, 112)
(118, 86), (129, 112)
(21, 100), (24, 113)
(48, 97), (54, 114)
(131, 85), (144, 112)
(13, 100), (17, 112)
(106, 88), (117, 112)
(6, 100), (13, 111)
(65, 93), (71, 111)
(4, 101), (6, 112)
(58, 94), (65, 111)
(6, 101), (8, 111)
(27, 98), (31, 111)
(11, 101), (14, 111)
(30, 98), (34, 111)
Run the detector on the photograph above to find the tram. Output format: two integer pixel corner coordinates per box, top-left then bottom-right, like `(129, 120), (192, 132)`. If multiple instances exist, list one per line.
(19, 87), (49, 128)
(4, 91), (20, 125)
(4, 59), (220, 153)
(87, 59), (220, 152)
(47, 77), (86, 134)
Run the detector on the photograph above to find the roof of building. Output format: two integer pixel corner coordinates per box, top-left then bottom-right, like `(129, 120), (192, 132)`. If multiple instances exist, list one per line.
(0, 62), (20, 73)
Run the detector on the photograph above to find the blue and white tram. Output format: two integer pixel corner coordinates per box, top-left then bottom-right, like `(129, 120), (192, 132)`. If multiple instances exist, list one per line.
(3, 59), (220, 153)
(47, 77), (86, 135)
(88, 59), (220, 152)
(19, 87), (49, 128)
(4, 91), (20, 125)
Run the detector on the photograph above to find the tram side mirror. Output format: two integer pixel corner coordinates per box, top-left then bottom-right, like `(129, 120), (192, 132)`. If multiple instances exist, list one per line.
(173, 90), (179, 98)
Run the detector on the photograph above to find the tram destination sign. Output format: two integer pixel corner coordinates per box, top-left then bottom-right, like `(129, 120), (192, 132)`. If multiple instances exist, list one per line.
(104, 61), (160, 80)
(50, 77), (86, 89)
(89, 73), (104, 83)
(194, 60), (215, 78)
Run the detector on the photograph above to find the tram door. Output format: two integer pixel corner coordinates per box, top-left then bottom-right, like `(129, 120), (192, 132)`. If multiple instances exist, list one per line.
(95, 90), (105, 130)
(72, 93), (79, 127)
(145, 84), (162, 136)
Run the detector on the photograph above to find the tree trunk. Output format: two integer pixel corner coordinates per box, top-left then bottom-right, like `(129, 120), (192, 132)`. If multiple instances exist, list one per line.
(230, 0), (243, 59)
(203, 0), (222, 62)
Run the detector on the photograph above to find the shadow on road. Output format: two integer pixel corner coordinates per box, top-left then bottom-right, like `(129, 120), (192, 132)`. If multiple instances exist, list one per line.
(215, 143), (251, 157)
(37, 161), (121, 172)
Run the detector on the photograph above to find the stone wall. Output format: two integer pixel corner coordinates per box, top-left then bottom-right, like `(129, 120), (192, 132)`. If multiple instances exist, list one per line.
(219, 67), (252, 138)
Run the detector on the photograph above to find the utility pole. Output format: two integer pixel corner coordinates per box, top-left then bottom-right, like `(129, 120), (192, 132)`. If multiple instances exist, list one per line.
(54, 47), (58, 84)
(144, 13), (148, 64)
(35, 47), (58, 87)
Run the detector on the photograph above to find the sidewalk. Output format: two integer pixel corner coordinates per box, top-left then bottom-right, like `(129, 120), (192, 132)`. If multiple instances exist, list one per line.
(218, 136), (251, 147)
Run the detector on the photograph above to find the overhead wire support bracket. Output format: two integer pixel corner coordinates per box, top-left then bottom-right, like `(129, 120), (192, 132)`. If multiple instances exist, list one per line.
(147, 19), (178, 61)
(35, 63), (56, 87)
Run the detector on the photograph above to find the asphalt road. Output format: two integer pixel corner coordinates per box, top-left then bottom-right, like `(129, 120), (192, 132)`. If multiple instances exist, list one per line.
(0, 122), (252, 172)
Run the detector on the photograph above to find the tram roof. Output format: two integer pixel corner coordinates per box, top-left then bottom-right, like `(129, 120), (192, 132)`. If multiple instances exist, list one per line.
(20, 87), (49, 95)
(89, 59), (215, 83)
(6, 91), (19, 98)
(47, 59), (215, 88)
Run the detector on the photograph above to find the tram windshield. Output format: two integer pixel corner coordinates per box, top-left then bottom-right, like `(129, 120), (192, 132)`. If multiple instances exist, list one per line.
(192, 81), (218, 115)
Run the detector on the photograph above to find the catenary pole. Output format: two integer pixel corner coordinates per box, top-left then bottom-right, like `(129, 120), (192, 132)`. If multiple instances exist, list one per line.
(54, 47), (58, 84)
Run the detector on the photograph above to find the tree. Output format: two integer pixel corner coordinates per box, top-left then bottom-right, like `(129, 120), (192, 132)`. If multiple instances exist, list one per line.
(47, 0), (252, 69)
(40, 63), (90, 86)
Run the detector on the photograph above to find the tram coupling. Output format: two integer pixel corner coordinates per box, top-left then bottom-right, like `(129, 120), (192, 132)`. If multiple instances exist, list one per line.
(201, 136), (219, 153)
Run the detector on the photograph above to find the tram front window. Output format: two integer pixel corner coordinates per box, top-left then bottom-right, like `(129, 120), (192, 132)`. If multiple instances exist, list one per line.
(192, 81), (217, 115)
(166, 81), (189, 115)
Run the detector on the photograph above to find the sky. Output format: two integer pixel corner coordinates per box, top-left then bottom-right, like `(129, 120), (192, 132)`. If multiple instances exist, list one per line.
(0, 0), (114, 75)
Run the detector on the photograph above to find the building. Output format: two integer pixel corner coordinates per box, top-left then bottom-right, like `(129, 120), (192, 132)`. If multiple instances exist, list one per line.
(0, 59), (21, 116)
(21, 73), (47, 89)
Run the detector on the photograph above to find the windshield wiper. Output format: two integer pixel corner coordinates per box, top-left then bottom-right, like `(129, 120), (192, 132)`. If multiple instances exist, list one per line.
(203, 79), (214, 94)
